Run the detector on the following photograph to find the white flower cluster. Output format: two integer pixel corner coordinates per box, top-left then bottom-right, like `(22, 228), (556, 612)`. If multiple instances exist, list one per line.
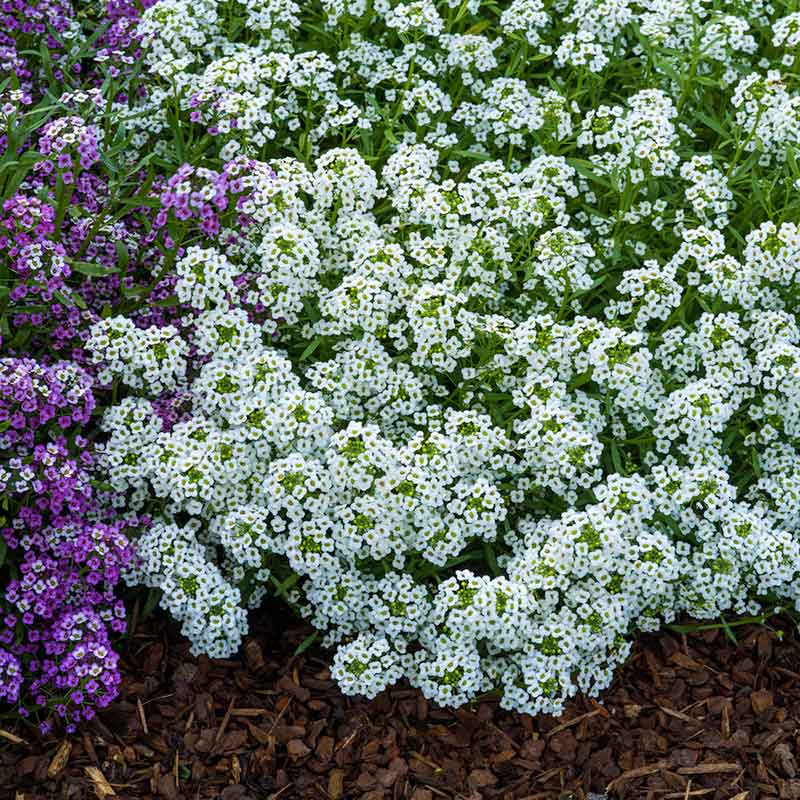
(129, 520), (248, 657)
(731, 71), (800, 159)
(87, 317), (187, 393)
(99, 0), (800, 715)
(120, 0), (797, 165)
(679, 155), (735, 228)
(578, 90), (681, 179)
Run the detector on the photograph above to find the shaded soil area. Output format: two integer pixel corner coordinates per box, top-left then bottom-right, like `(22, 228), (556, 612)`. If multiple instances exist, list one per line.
(4, 606), (800, 800)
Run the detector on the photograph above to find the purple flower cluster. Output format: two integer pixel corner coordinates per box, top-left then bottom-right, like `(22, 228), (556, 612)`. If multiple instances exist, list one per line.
(1, 516), (136, 732)
(0, 649), (23, 703)
(0, 357), (144, 732)
(0, 194), (92, 350)
(95, 0), (160, 80)
(35, 117), (102, 185)
(0, 194), (56, 252)
(2, 439), (92, 520)
(3, 520), (132, 634)
(156, 163), (234, 238)
(42, 609), (122, 724)
(156, 158), (261, 239)
(0, 0), (76, 89)
(3, 161), (173, 358)
(9, 240), (71, 304)
(0, 359), (94, 448)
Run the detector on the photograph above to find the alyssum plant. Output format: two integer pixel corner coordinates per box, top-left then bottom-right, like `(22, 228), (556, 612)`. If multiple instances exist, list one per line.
(5, 0), (800, 722)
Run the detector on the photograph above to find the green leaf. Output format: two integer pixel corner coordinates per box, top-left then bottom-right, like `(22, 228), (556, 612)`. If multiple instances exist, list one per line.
(451, 149), (492, 162)
(294, 630), (319, 656)
(54, 289), (85, 310)
(609, 441), (624, 474)
(271, 573), (301, 602)
(121, 284), (146, 299)
(719, 615), (739, 645)
(141, 588), (162, 621)
(465, 20), (491, 34)
(694, 110), (727, 137)
(70, 260), (115, 277)
(668, 613), (772, 635)
(299, 335), (322, 362)
(483, 542), (500, 577)
(566, 158), (612, 189)
(115, 241), (130, 273)
(567, 370), (594, 391)
(751, 450), (762, 478)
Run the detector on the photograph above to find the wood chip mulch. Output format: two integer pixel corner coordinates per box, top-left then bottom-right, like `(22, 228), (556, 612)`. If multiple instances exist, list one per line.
(4, 605), (800, 800)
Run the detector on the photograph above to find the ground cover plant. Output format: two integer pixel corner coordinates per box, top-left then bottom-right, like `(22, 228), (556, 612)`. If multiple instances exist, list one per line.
(2, 0), (800, 735)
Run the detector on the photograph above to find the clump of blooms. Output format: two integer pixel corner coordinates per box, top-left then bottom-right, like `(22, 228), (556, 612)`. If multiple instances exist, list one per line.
(0, 650), (23, 703)
(0, 359), (94, 446)
(0, 0), (78, 89)
(0, 0), (175, 734)
(83, 0), (800, 717)
(0, 359), (140, 732)
(2, 519), (134, 723)
(35, 117), (102, 184)
(87, 317), (188, 393)
(99, 146), (800, 719)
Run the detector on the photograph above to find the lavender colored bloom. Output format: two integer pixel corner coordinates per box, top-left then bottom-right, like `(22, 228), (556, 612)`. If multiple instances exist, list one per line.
(0, 359), (94, 451)
(0, 0), (75, 92)
(0, 351), (144, 729)
(0, 649), (23, 703)
(36, 117), (101, 180)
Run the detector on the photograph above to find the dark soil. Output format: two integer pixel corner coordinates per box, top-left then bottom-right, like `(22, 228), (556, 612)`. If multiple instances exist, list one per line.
(4, 605), (800, 800)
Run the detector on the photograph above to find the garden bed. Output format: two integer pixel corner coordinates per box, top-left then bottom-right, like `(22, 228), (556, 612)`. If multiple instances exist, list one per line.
(5, 2), (800, 798)
(4, 609), (800, 799)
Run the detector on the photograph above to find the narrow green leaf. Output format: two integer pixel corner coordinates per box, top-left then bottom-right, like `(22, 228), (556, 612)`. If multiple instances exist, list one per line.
(141, 588), (162, 621)
(300, 335), (322, 362)
(70, 260), (114, 277)
(294, 630), (319, 656)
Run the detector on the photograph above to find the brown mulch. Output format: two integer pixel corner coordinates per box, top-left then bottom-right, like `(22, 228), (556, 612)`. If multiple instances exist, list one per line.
(3, 605), (800, 800)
